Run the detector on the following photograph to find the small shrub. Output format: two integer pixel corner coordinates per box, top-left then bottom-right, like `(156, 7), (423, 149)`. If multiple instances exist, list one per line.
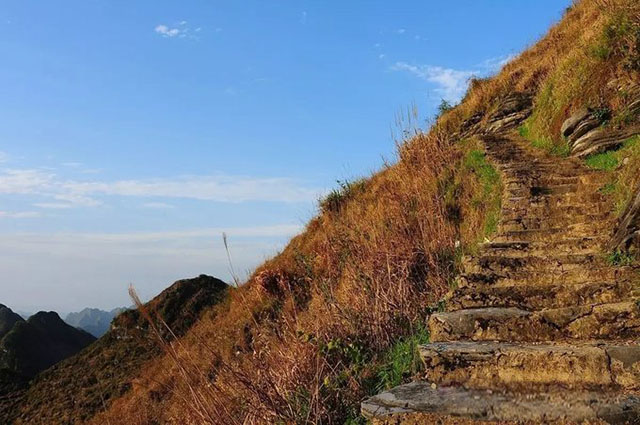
(437, 99), (454, 116)
(606, 250), (636, 266)
(319, 179), (366, 213)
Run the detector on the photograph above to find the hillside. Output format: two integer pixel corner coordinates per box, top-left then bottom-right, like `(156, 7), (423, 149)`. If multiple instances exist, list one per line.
(6, 274), (228, 425)
(0, 311), (96, 379)
(65, 307), (128, 337)
(0, 305), (24, 340)
(14, 0), (640, 423)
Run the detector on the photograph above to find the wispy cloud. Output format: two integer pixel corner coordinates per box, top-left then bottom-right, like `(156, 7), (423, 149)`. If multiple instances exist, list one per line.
(478, 54), (516, 72)
(154, 21), (202, 40)
(392, 62), (474, 102)
(391, 53), (515, 103)
(0, 167), (321, 209)
(0, 211), (40, 219)
(300, 11), (307, 24)
(0, 152), (7, 163)
(155, 24), (181, 38)
(142, 202), (175, 209)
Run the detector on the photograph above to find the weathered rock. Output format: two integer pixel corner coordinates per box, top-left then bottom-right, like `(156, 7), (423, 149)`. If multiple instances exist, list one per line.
(572, 126), (640, 158)
(611, 185), (640, 252)
(567, 114), (602, 146)
(561, 107), (591, 138)
(362, 382), (640, 424)
(485, 93), (533, 134)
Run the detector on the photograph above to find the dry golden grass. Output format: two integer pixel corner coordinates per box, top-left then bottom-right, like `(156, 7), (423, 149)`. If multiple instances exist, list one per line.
(88, 1), (639, 423)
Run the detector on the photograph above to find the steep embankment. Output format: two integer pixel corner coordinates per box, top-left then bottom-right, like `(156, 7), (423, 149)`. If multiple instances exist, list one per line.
(5, 275), (228, 425)
(21, 0), (640, 423)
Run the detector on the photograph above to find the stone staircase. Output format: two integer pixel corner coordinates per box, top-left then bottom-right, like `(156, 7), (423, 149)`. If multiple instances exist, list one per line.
(362, 132), (640, 424)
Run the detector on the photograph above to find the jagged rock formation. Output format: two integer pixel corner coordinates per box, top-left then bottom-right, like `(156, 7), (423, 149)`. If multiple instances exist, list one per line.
(5, 274), (228, 425)
(65, 307), (128, 337)
(362, 123), (640, 423)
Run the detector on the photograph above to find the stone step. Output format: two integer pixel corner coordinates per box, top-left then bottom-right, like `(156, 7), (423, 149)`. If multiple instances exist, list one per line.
(506, 183), (606, 198)
(495, 225), (609, 242)
(502, 201), (612, 217)
(429, 301), (640, 342)
(449, 279), (639, 310)
(498, 217), (613, 232)
(419, 341), (640, 391)
(461, 265), (632, 287)
(463, 253), (604, 274)
(504, 192), (609, 207)
(477, 238), (606, 257)
(361, 383), (640, 424)
(498, 214), (613, 231)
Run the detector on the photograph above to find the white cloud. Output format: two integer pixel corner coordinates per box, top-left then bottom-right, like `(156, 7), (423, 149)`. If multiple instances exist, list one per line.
(0, 168), (321, 208)
(396, 28), (406, 34)
(0, 169), (56, 195)
(391, 53), (516, 103)
(0, 211), (40, 219)
(392, 62), (475, 102)
(142, 202), (175, 209)
(0, 152), (7, 163)
(63, 175), (319, 203)
(478, 54), (516, 72)
(300, 11), (307, 24)
(155, 24), (181, 38)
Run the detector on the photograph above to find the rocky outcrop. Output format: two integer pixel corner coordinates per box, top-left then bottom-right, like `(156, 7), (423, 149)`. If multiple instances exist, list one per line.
(561, 78), (640, 158)
(457, 93), (533, 138)
(611, 185), (640, 252)
(485, 92), (533, 134)
(571, 125), (640, 157)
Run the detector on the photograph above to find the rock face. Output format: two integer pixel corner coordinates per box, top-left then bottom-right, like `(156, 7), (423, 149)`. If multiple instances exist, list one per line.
(5, 274), (228, 425)
(362, 130), (640, 424)
(65, 307), (127, 337)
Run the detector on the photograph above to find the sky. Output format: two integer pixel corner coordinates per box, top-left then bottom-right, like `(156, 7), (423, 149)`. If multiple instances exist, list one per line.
(0, 0), (571, 314)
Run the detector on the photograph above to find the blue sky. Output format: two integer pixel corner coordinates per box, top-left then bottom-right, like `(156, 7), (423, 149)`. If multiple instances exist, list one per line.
(0, 0), (570, 313)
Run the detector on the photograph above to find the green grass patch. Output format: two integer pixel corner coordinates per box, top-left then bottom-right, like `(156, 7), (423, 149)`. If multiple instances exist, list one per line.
(374, 326), (430, 392)
(606, 250), (636, 266)
(585, 151), (619, 171)
(520, 123), (570, 157)
(462, 149), (502, 239)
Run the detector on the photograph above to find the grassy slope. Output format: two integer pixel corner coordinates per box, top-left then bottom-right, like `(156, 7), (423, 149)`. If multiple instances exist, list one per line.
(89, 1), (638, 424)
